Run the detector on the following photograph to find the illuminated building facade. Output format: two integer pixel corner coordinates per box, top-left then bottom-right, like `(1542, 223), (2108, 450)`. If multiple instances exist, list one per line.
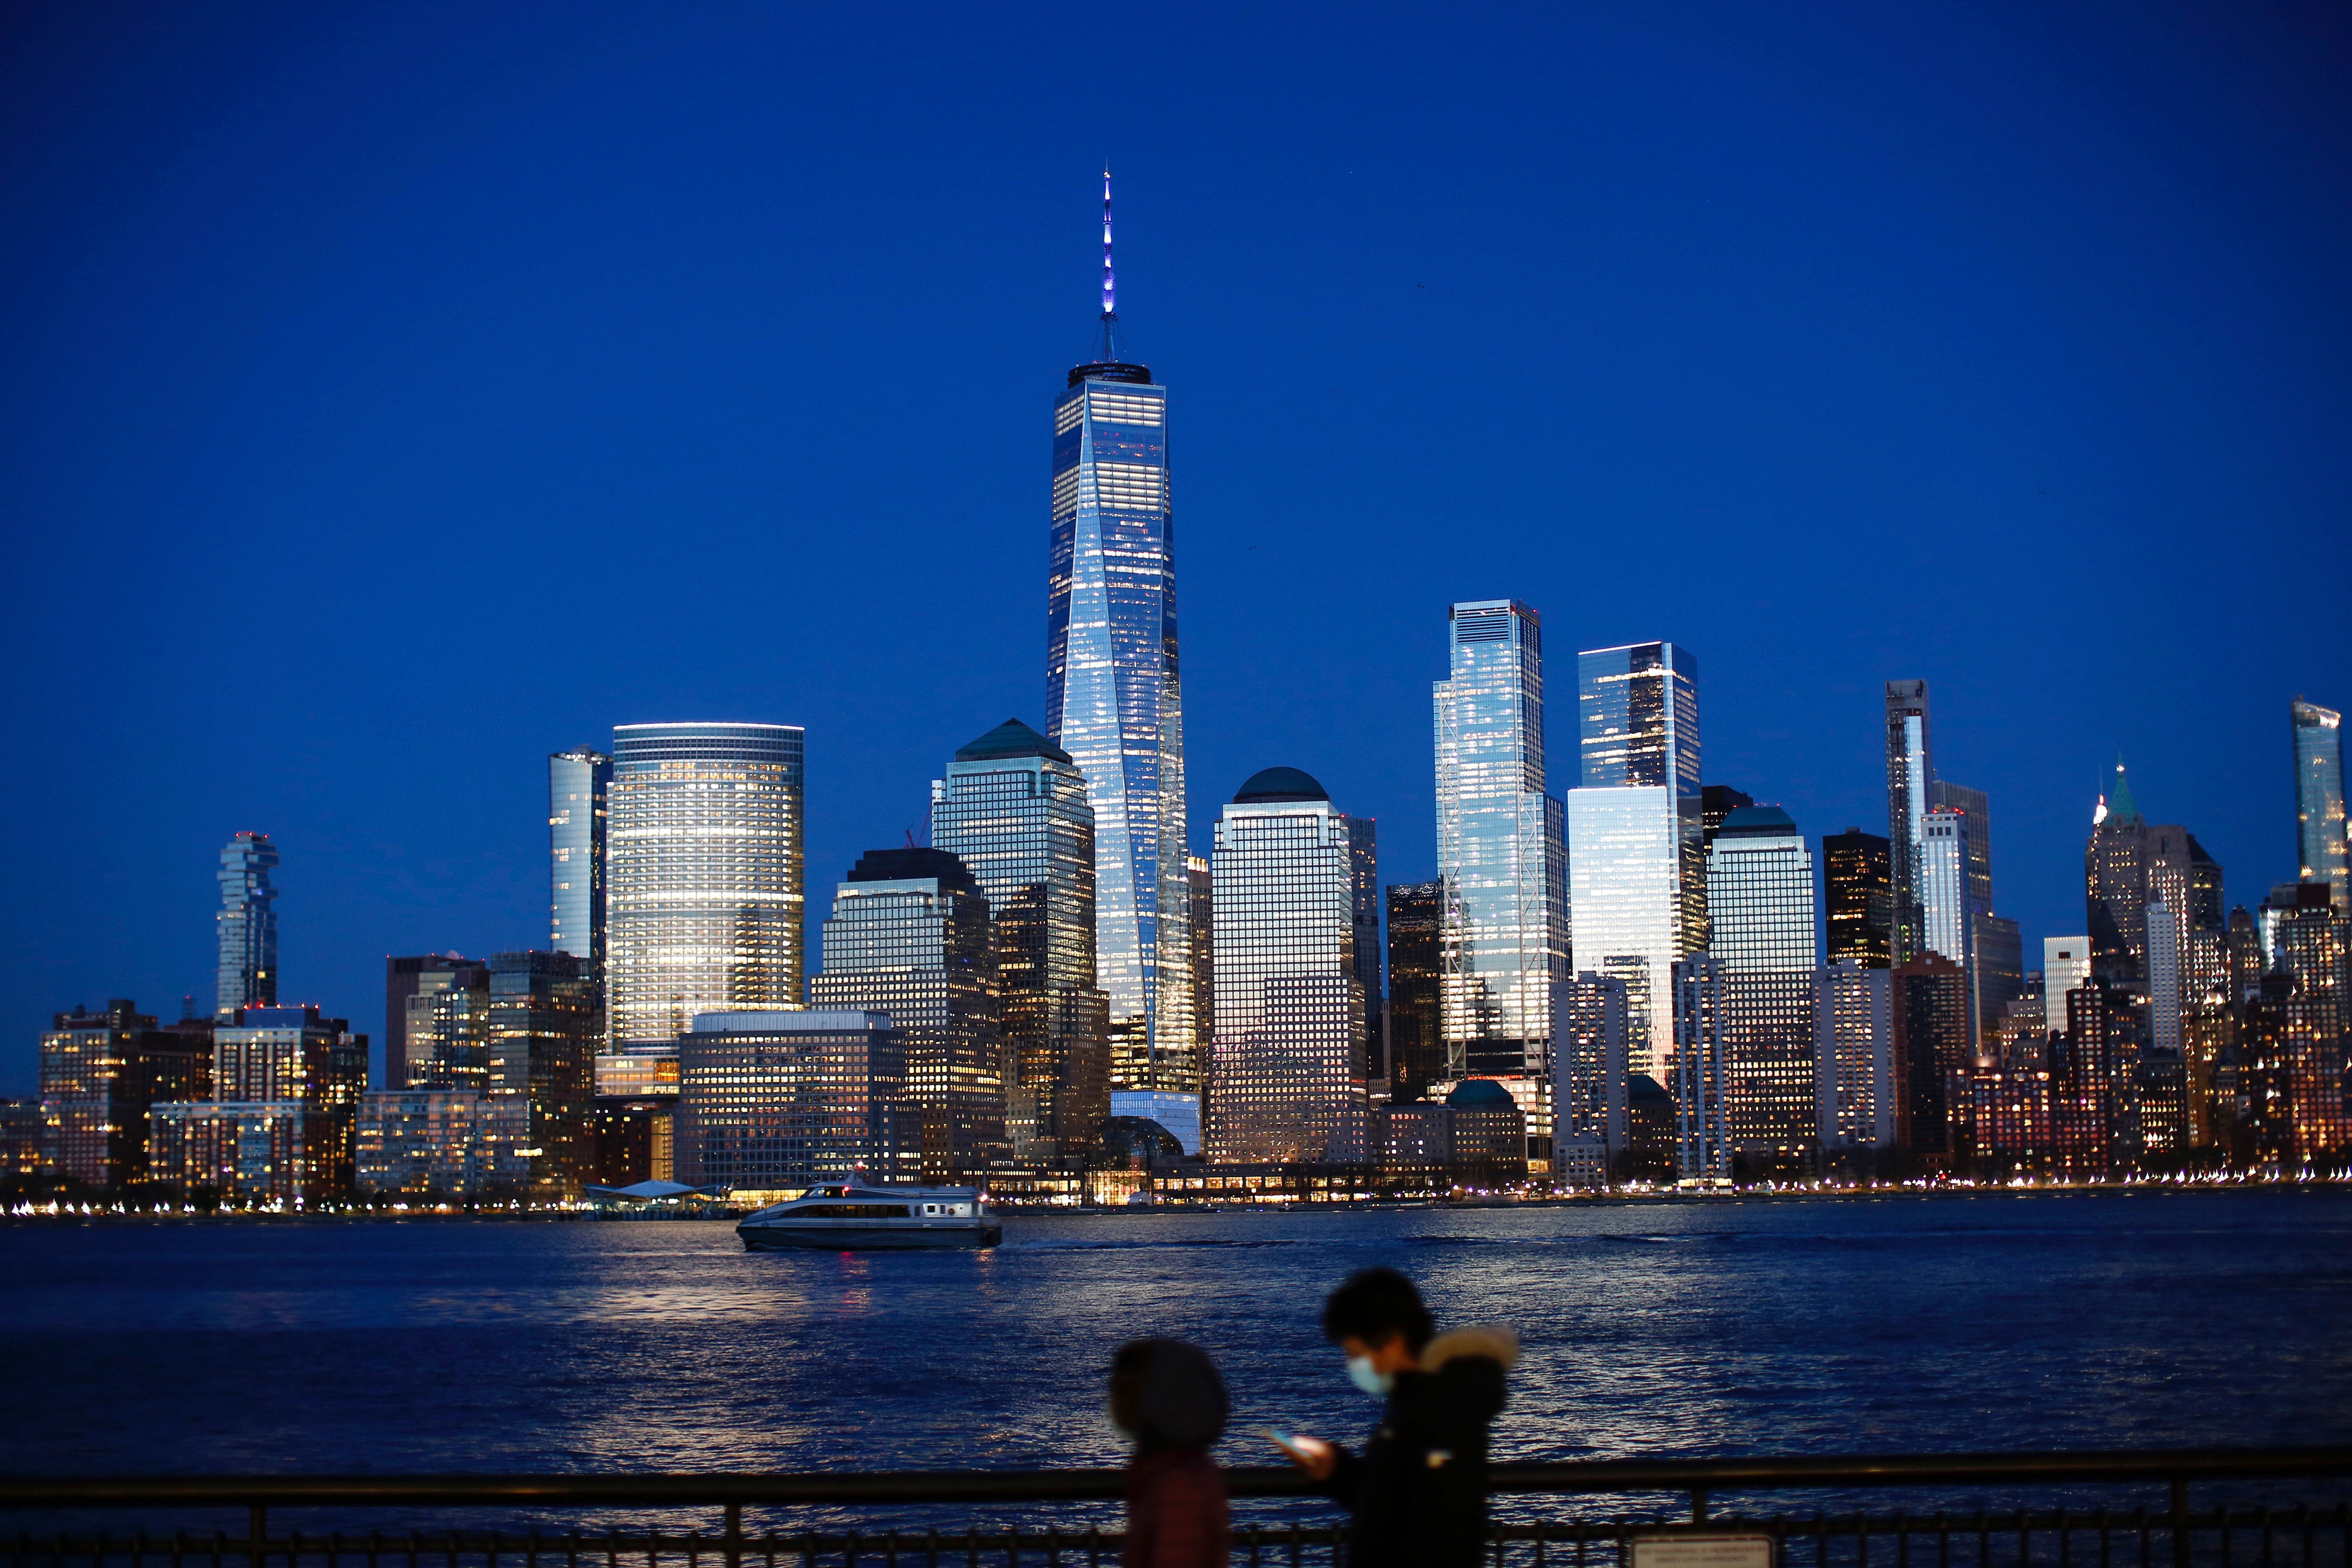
(1551, 971), (1628, 1186)
(486, 950), (598, 1196)
(2269, 886), (2350, 1157)
(1671, 956), (1728, 1179)
(1815, 959), (1897, 1151)
(215, 831), (279, 1016)
(1566, 640), (1701, 1082)
(38, 1000), (211, 1189)
(1884, 681), (1932, 964)
(1187, 854), (1214, 1095)
(676, 1009), (913, 1193)
(148, 1101), (314, 1207)
(398, 958), (490, 1093)
(1891, 955), (1970, 1157)
(1705, 806), (1819, 1164)
(1385, 882), (1443, 1103)
(1822, 829), (1892, 968)
(385, 954), (470, 1090)
(549, 747), (612, 1041)
(1343, 815), (1383, 1083)
(1046, 202), (1193, 1110)
(2043, 937), (2093, 1035)
(207, 1004), (370, 1190)
(931, 718), (1110, 1157)
(355, 1090), (491, 1197)
(1920, 805), (1978, 1043)
(2294, 697), (2348, 900)
(606, 722), (806, 1046)
(1207, 768), (1369, 1164)
(811, 846), (1006, 1175)
(1436, 601), (1568, 1146)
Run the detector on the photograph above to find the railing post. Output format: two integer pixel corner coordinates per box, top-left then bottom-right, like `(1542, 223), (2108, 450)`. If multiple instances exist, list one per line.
(1692, 1488), (1711, 1525)
(2171, 1477), (2189, 1568)
(722, 1501), (742, 1568)
(249, 1503), (266, 1568)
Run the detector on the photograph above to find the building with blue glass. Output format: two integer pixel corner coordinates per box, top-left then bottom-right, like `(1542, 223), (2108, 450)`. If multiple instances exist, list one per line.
(1046, 185), (1194, 1130)
(548, 747), (611, 1040)
(215, 831), (279, 1017)
(1432, 600), (1567, 1155)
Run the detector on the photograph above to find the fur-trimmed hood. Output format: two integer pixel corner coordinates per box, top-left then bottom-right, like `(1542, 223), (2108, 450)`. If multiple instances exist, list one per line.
(1421, 1325), (1519, 1374)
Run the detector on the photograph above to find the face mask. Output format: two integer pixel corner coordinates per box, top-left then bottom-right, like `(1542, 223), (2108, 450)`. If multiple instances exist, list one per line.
(1347, 1355), (1394, 1397)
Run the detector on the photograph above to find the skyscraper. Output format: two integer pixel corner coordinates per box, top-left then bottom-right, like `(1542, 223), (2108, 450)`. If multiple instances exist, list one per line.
(1705, 806), (1820, 1166)
(485, 950), (598, 1197)
(1815, 959), (1898, 1152)
(1671, 956), (1728, 1179)
(606, 722), (806, 1046)
(1385, 882), (1443, 1104)
(2294, 697), (2348, 901)
(1891, 953), (1969, 1157)
(2043, 936), (2092, 1034)
(931, 719), (1111, 1157)
(1884, 680), (1933, 964)
(1821, 828), (1892, 968)
(1566, 640), (1701, 1080)
(1045, 173), (1192, 1111)
(1435, 601), (1568, 1144)
(549, 748), (612, 1038)
(1206, 768), (1369, 1165)
(810, 846), (1005, 1176)
(675, 1010), (912, 1193)
(1551, 971), (1628, 1186)
(1920, 804), (1977, 1040)
(39, 1000), (210, 1189)
(215, 831), (279, 1016)
(1342, 815), (1383, 1084)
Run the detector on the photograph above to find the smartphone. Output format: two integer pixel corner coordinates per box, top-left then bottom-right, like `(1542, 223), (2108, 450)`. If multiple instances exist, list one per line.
(1261, 1427), (1327, 1461)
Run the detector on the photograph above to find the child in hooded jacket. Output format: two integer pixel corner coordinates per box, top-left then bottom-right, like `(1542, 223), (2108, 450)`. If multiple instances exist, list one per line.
(1108, 1338), (1231, 1568)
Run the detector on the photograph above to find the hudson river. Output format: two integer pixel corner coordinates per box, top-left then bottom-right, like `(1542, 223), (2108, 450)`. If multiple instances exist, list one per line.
(4, 1189), (2348, 1477)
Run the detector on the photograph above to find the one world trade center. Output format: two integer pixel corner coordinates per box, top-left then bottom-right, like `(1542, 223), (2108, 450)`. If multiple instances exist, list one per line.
(1045, 171), (1197, 1147)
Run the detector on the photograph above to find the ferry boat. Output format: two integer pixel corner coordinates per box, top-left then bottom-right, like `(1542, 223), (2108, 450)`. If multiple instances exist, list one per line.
(735, 1183), (1002, 1251)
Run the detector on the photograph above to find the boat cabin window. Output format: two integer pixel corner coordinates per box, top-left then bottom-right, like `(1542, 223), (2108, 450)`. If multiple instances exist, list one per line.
(791, 1203), (911, 1220)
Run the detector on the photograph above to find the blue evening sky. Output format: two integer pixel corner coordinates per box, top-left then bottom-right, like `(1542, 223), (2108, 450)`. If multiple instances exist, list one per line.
(3, 3), (2346, 1083)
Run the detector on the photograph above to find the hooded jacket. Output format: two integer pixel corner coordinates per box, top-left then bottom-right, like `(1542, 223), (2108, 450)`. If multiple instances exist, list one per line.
(1320, 1326), (1517, 1568)
(1119, 1339), (1230, 1568)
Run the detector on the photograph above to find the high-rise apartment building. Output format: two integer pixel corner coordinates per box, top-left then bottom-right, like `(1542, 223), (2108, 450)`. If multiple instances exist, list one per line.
(606, 722), (805, 1046)
(385, 954), (469, 1090)
(2293, 697), (2348, 901)
(1566, 640), (1700, 1081)
(1437, 602), (1568, 1153)
(1206, 768), (1369, 1165)
(931, 719), (1110, 1157)
(188, 1004), (370, 1194)
(486, 950), (598, 1197)
(39, 1000), (211, 1189)
(548, 748), (612, 1039)
(810, 846), (1006, 1174)
(675, 1009), (913, 1194)
(1385, 882), (1443, 1104)
(1551, 971), (1628, 1186)
(1884, 682), (1933, 964)
(1920, 805), (1978, 1043)
(2266, 885), (2350, 1157)
(1891, 955), (1969, 1157)
(1815, 959), (1898, 1152)
(397, 957), (491, 1093)
(1671, 956), (1728, 1179)
(1045, 184), (1192, 1106)
(1822, 829), (1892, 968)
(1705, 806), (1819, 1164)
(215, 831), (279, 1016)
(1186, 854), (1214, 1096)
(1343, 815), (1383, 1084)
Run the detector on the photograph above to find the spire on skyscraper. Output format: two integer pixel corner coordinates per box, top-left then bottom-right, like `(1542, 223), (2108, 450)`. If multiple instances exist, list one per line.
(2107, 754), (2142, 824)
(1099, 165), (1119, 362)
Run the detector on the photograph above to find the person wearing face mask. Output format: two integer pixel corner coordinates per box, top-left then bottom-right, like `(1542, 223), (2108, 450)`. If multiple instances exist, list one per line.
(1107, 1338), (1231, 1568)
(1271, 1267), (1517, 1568)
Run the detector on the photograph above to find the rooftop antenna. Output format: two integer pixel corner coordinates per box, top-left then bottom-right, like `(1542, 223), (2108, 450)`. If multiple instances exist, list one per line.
(1099, 164), (1119, 362)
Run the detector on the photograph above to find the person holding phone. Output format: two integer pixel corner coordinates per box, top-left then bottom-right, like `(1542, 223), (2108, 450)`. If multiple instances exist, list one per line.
(1268, 1267), (1517, 1568)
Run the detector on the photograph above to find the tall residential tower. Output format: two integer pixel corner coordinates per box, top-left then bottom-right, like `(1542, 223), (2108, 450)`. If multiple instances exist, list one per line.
(215, 831), (280, 1017)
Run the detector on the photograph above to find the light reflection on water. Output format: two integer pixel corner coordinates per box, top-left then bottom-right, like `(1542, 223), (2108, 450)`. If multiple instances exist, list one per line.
(0, 1190), (2347, 1479)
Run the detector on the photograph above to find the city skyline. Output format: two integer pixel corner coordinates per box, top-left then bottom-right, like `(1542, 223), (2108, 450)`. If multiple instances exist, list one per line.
(4, 4), (2350, 1085)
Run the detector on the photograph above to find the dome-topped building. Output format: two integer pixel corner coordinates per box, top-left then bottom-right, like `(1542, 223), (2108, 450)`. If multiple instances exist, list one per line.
(1232, 766), (1328, 804)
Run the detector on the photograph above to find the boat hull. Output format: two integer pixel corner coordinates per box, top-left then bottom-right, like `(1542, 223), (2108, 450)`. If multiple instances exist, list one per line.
(737, 1221), (1002, 1252)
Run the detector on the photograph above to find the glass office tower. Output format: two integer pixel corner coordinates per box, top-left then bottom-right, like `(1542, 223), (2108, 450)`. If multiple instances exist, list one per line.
(1704, 806), (1819, 1161)
(1046, 247), (1192, 1110)
(1385, 882), (1443, 1103)
(1206, 768), (1368, 1164)
(606, 723), (805, 1046)
(2294, 697), (2348, 900)
(1551, 971), (1628, 1186)
(1884, 680), (1933, 964)
(1434, 601), (1568, 1144)
(931, 719), (1111, 1156)
(810, 846), (1006, 1175)
(548, 748), (612, 1038)
(1822, 828), (1892, 968)
(215, 831), (280, 1016)
(1565, 641), (1702, 1079)
(1342, 815), (1383, 1082)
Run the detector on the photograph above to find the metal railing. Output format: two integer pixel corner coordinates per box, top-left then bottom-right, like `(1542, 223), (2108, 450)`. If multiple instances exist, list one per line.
(2, 1447), (2345, 1568)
